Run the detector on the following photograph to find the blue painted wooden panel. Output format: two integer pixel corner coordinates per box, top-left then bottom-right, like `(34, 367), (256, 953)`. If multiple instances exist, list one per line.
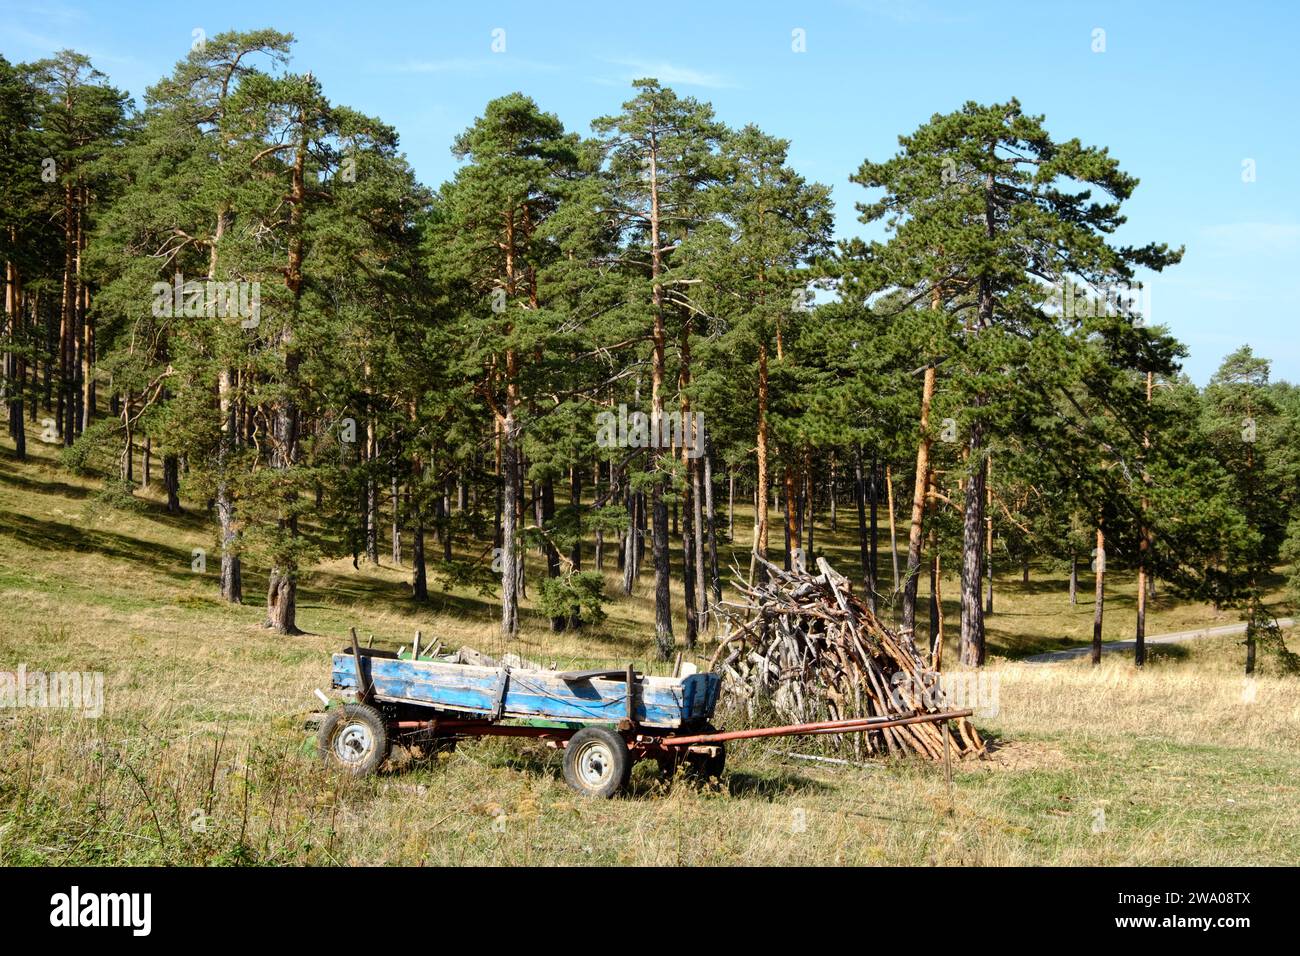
(331, 655), (720, 729)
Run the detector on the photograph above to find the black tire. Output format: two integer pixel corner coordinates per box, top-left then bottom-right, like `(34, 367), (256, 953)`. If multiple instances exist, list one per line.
(318, 703), (390, 776)
(563, 727), (630, 799)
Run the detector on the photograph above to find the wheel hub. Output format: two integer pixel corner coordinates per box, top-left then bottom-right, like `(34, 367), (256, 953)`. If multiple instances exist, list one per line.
(335, 721), (373, 763)
(576, 742), (613, 786)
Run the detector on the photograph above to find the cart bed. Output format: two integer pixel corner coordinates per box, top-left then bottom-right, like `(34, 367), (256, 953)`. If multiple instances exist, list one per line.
(331, 654), (720, 729)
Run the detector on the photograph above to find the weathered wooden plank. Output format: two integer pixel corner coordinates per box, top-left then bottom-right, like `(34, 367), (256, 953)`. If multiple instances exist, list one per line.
(330, 655), (719, 729)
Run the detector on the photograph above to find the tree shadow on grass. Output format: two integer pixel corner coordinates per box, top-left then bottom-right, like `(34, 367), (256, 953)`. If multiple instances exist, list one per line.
(0, 510), (200, 586)
(300, 567), (501, 621)
(0, 465), (97, 502)
(439, 740), (835, 801)
(996, 576), (1076, 597)
(298, 566), (667, 662)
(723, 768), (835, 800)
(1145, 643), (1192, 663)
(477, 742), (563, 781)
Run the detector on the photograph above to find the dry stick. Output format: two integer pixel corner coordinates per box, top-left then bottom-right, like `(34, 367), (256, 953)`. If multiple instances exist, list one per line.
(350, 627), (373, 705)
(885, 464), (900, 601)
(902, 363), (936, 640)
(943, 720), (954, 813)
(718, 558), (982, 759)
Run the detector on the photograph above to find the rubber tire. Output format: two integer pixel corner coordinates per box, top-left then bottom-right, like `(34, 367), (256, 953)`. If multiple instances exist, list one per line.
(563, 727), (630, 799)
(318, 703), (390, 776)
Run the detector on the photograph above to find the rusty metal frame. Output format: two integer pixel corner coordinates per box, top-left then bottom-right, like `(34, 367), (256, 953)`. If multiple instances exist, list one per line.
(387, 709), (974, 756)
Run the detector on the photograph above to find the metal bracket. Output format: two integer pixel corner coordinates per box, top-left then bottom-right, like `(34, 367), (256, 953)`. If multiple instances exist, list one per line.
(558, 668), (628, 682)
(491, 665), (511, 720)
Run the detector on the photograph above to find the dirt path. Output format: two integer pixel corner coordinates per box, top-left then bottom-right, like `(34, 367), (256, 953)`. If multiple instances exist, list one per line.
(1022, 618), (1295, 663)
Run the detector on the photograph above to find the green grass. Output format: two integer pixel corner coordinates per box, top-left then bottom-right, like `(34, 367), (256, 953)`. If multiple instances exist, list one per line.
(2, 426), (1299, 865)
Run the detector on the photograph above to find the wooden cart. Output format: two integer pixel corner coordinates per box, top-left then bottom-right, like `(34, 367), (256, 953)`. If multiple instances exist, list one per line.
(315, 636), (971, 798)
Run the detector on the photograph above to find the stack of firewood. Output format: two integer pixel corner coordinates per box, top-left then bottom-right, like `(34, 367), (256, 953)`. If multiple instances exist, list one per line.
(710, 556), (984, 759)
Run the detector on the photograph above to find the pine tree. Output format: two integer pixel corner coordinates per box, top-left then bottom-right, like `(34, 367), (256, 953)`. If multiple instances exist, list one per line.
(851, 99), (1182, 665)
(593, 79), (724, 659)
(1, 55), (43, 458)
(694, 124), (832, 590)
(428, 93), (580, 636)
(29, 51), (128, 448)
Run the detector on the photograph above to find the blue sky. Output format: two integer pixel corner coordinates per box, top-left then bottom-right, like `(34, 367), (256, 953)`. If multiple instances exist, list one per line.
(4, 0), (1297, 384)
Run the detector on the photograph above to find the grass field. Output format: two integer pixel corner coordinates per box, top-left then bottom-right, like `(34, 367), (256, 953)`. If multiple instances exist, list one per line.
(3, 429), (1299, 866)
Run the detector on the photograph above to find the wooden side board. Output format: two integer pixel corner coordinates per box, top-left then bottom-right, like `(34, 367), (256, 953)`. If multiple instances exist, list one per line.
(331, 655), (720, 729)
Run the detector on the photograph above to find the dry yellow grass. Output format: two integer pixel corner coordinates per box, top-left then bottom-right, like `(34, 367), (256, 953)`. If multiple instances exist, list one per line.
(2, 436), (1298, 865)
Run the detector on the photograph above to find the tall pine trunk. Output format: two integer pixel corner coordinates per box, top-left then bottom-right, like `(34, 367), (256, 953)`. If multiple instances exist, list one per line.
(782, 465), (800, 570)
(216, 369), (241, 603)
(539, 474), (564, 632)
(1091, 524), (1105, 665)
(692, 450), (707, 632)
(58, 176), (74, 446)
(164, 453), (181, 513)
(984, 454), (993, 615)
(704, 437), (720, 605)
(264, 121), (308, 636)
(78, 185), (92, 433)
(622, 480), (637, 594)
(412, 503), (428, 602)
(855, 451), (873, 610)
(870, 457), (881, 603)
(442, 479), (453, 563)
(902, 364), (935, 637)
(568, 466), (583, 630)
(727, 467), (735, 543)
(365, 417), (379, 564)
(959, 423), (986, 666)
(1136, 371), (1153, 666)
(959, 172), (997, 667)
(212, 199), (241, 604)
(886, 464), (900, 599)
(804, 457), (814, 562)
(680, 326), (698, 648)
(750, 341), (770, 581)
(647, 141), (674, 661)
(500, 402), (520, 635)
(5, 255), (26, 458)
(930, 550), (944, 668)
(391, 475), (402, 565)
(829, 455), (837, 530)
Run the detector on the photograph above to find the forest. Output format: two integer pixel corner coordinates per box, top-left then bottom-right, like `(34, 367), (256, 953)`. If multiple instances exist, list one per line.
(3, 29), (1299, 677)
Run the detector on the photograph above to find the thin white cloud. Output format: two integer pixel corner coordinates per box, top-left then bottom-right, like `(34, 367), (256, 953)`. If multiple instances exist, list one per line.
(0, 1), (86, 25)
(1199, 222), (1300, 251)
(2, 22), (145, 71)
(603, 57), (736, 90)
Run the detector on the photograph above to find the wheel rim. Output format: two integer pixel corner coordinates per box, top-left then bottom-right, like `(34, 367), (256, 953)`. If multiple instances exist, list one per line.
(333, 721), (373, 764)
(575, 741), (614, 788)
